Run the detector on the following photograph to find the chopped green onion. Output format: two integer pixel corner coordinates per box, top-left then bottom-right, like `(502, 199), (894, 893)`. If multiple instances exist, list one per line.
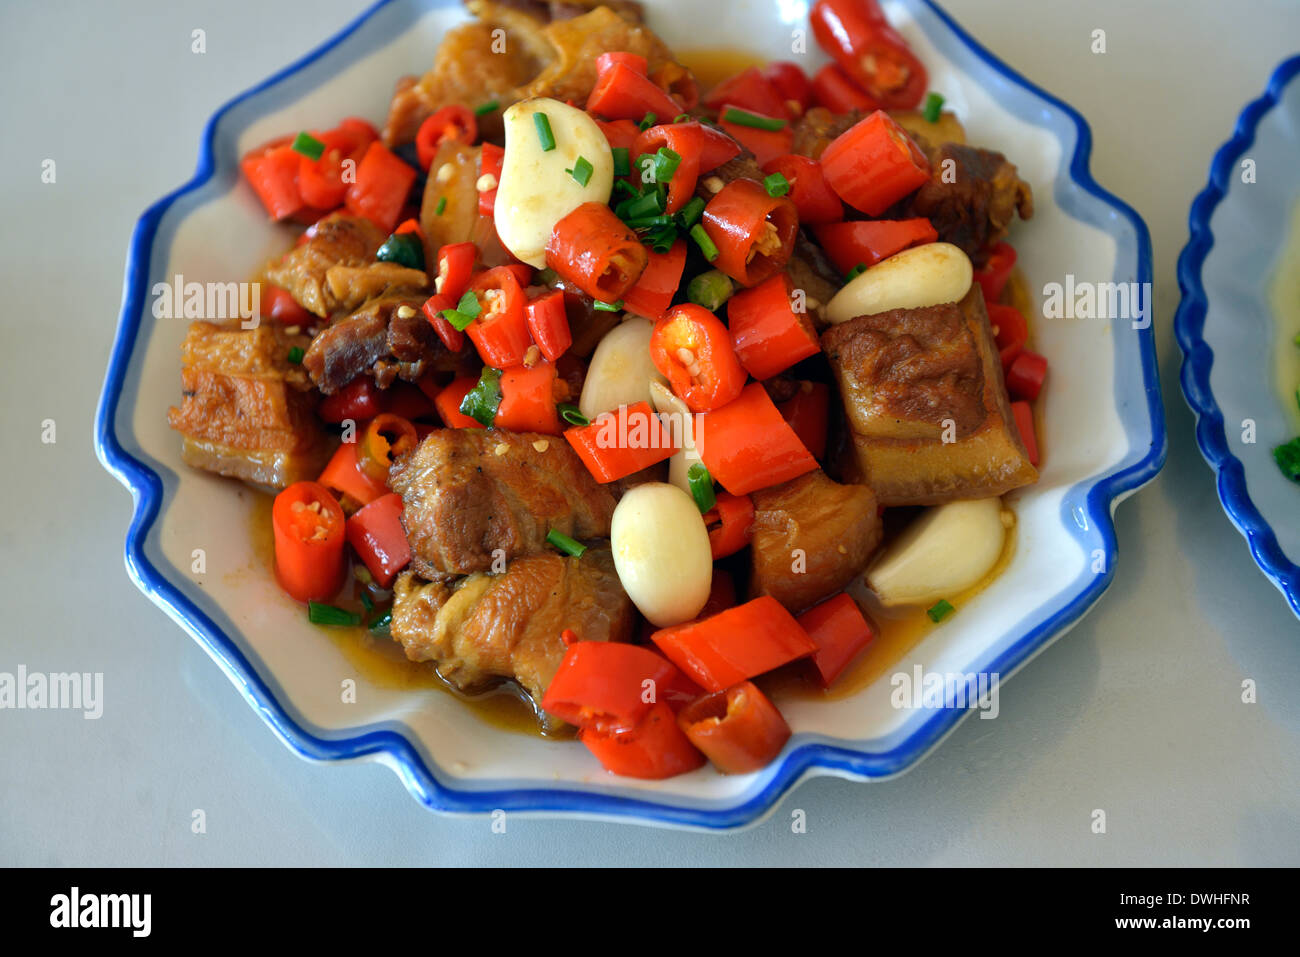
(690, 223), (719, 262)
(721, 107), (787, 131)
(687, 463), (716, 513)
(613, 178), (638, 199)
(308, 601), (360, 627)
(435, 196), (447, 216)
(653, 147), (682, 184)
(677, 195), (706, 229)
(611, 147), (631, 177)
(441, 289), (482, 331)
(368, 610), (392, 636)
(922, 92), (945, 124)
(287, 346), (305, 364)
(673, 113), (690, 124)
(291, 131), (325, 161)
(360, 590), (374, 613)
(559, 403), (590, 426)
(687, 269), (734, 311)
(646, 225), (679, 254)
(926, 599), (955, 623)
(624, 215), (674, 230)
(567, 156), (594, 187)
(534, 111), (556, 151)
(376, 232), (425, 270)
(764, 172), (790, 197)
(546, 528), (587, 558)
(619, 189), (666, 220)
(846, 262), (868, 282)
(475, 99), (500, 116)
(593, 299), (623, 312)
(459, 366), (503, 427)
(638, 111), (658, 131)
(1274, 436), (1300, 484)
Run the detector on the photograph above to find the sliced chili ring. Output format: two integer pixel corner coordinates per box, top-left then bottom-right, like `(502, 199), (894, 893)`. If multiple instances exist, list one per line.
(356, 413), (419, 482)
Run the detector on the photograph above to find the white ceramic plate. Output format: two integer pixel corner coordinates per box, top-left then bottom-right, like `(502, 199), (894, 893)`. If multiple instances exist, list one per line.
(1175, 54), (1300, 618)
(96, 0), (1164, 828)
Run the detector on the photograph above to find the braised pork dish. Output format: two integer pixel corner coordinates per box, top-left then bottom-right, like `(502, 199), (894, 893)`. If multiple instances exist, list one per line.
(168, 0), (1045, 779)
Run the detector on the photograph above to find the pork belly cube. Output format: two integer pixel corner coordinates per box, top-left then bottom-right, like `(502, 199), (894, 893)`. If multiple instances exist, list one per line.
(820, 287), (1037, 506)
(749, 470), (882, 614)
(390, 547), (634, 731)
(167, 322), (330, 489)
(264, 212), (386, 317)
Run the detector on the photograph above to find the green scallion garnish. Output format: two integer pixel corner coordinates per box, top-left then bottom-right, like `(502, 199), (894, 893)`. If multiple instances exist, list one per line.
(376, 231), (425, 270)
(442, 288), (482, 331)
(1274, 437), (1300, 484)
(435, 196), (447, 216)
(559, 403), (590, 427)
(459, 366), (503, 427)
(673, 113), (690, 124)
(308, 601), (360, 627)
(690, 223), (719, 262)
(846, 262), (868, 282)
(368, 610), (392, 636)
(653, 147), (682, 184)
(567, 156), (594, 187)
(764, 172), (790, 197)
(291, 131), (325, 161)
(926, 599), (955, 623)
(721, 107), (787, 131)
(612, 147), (631, 177)
(677, 196), (706, 229)
(546, 528), (587, 558)
(638, 112), (658, 131)
(687, 269), (734, 311)
(619, 189), (665, 220)
(360, 590), (374, 613)
(287, 346), (305, 364)
(534, 111), (556, 151)
(922, 92), (945, 124)
(475, 99), (500, 116)
(593, 300), (623, 312)
(687, 463), (716, 514)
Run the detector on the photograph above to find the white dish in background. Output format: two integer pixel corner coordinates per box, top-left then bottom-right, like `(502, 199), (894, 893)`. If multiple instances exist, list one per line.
(96, 0), (1164, 828)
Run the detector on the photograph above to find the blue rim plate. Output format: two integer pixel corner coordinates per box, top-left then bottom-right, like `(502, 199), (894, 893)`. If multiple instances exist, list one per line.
(1174, 53), (1300, 618)
(95, 0), (1165, 828)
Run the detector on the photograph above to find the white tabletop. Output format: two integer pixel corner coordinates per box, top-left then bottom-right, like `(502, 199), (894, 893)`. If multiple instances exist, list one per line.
(2, 0), (1298, 866)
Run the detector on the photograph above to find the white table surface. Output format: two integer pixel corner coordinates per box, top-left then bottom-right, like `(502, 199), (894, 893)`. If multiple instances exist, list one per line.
(2, 0), (1298, 866)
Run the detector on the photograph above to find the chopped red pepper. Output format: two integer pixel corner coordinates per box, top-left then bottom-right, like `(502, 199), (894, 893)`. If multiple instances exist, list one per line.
(261, 284), (314, 325)
(778, 381), (831, 460)
(819, 110), (930, 216)
(496, 361), (562, 435)
(717, 105), (794, 168)
(649, 303), (747, 413)
(524, 290), (573, 361)
(478, 143), (504, 217)
(988, 302), (1028, 370)
(434, 241), (477, 303)
(435, 375), (485, 429)
(344, 492), (411, 589)
(546, 202), (648, 302)
(356, 413), (418, 482)
(703, 491), (755, 560)
(677, 680), (791, 774)
(564, 401), (677, 483)
(345, 141), (417, 234)
(1005, 350), (1048, 401)
(762, 61), (813, 116)
(272, 481), (347, 602)
(542, 641), (681, 730)
(651, 596), (817, 692)
(421, 291), (465, 352)
(797, 592), (876, 688)
(694, 382), (818, 495)
(596, 51), (649, 77)
(1010, 400), (1039, 466)
(415, 105), (477, 171)
(811, 62), (882, 114)
(578, 702), (706, 779)
(813, 218), (937, 276)
(810, 0), (928, 110)
(725, 273), (820, 380)
(621, 239), (686, 322)
(466, 266), (532, 368)
(586, 61), (682, 122)
(974, 241), (1017, 304)
(317, 439), (389, 507)
(760, 154), (843, 225)
(700, 178), (798, 288)
(703, 67), (790, 119)
(317, 377), (386, 423)
(240, 136), (303, 221)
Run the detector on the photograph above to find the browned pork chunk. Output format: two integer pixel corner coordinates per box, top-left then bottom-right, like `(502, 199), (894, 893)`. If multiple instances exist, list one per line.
(749, 470), (882, 613)
(820, 286), (1036, 506)
(391, 547), (634, 728)
(904, 143), (1032, 268)
(301, 293), (451, 394)
(167, 322), (331, 488)
(389, 428), (618, 578)
(263, 213), (387, 318)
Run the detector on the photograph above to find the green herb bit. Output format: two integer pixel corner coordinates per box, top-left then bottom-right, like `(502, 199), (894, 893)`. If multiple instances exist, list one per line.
(677, 196), (706, 229)
(475, 99), (500, 116)
(1274, 436), (1300, 484)
(376, 232), (425, 270)
(612, 147), (631, 177)
(568, 156), (594, 187)
(435, 196), (447, 216)
(459, 366), (503, 427)
(687, 269), (734, 311)
(308, 601), (360, 627)
(690, 223), (719, 262)
(721, 107), (787, 131)
(927, 599), (955, 623)
(559, 403), (590, 427)
(368, 610), (393, 636)
(764, 172), (790, 197)
(638, 112), (658, 131)
(534, 111), (556, 151)
(291, 131), (325, 161)
(922, 92), (946, 124)
(287, 346), (305, 365)
(546, 528), (587, 558)
(593, 300), (624, 312)
(687, 463), (717, 514)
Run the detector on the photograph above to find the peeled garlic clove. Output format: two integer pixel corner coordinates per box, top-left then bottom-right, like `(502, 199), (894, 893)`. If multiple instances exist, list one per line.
(826, 242), (973, 324)
(866, 497), (1006, 607)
